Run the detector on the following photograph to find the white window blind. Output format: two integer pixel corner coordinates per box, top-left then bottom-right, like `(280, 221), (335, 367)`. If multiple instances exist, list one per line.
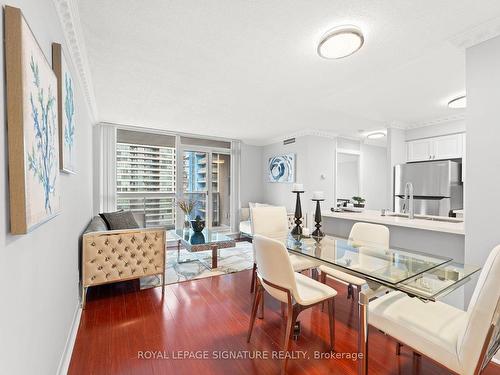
(116, 141), (176, 228)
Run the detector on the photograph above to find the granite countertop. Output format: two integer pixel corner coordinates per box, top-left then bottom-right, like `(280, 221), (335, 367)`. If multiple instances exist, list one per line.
(322, 209), (465, 235)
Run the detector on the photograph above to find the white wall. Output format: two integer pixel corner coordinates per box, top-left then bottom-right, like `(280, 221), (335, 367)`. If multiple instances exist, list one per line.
(0, 1), (94, 374)
(361, 143), (388, 210)
(405, 119), (466, 141)
(240, 143), (264, 207)
(261, 136), (336, 214)
(260, 136), (389, 214)
(465, 35), (500, 300)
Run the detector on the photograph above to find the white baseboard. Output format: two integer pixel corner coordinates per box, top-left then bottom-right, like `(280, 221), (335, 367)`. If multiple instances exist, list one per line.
(57, 302), (82, 375)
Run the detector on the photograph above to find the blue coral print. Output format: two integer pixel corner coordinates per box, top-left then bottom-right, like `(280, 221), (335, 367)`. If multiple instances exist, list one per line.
(26, 55), (58, 214)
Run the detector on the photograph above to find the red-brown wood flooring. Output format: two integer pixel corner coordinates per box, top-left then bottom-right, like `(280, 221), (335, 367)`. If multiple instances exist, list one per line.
(69, 268), (500, 375)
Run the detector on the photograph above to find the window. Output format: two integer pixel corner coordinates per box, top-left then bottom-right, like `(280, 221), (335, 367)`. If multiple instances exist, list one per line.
(116, 130), (176, 228)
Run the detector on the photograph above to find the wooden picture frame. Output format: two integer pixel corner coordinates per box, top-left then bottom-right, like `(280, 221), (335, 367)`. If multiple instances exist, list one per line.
(52, 43), (77, 174)
(5, 6), (62, 234)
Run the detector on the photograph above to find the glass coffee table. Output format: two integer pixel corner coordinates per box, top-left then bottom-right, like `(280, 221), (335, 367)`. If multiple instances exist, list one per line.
(172, 228), (236, 269)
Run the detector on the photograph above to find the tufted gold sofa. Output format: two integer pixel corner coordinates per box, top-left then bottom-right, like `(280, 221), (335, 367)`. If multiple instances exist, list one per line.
(81, 216), (166, 308)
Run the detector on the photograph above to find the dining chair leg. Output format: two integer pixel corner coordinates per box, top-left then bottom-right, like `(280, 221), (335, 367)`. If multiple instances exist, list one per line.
(282, 302), (294, 375)
(311, 267), (319, 280)
(328, 298), (336, 351)
(320, 271), (327, 311)
(247, 284), (262, 343)
(347, 284), (354, 299)
(396, 342), (402, 355)
(250, 263), (257, 293)
(259, 289), (265, 319)
(291, 305), (301, 341)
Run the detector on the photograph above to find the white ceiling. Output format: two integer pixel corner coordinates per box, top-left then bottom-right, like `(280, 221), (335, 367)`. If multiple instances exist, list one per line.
(78, 0), (500, 145)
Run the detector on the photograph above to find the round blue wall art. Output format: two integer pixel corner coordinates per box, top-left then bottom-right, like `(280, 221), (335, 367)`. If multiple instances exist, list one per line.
(268, 154), (295, 183)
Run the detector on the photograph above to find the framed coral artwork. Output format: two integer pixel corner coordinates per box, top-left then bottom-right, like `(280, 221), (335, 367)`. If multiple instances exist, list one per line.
(5, 6), (62, 234)
(52, 43), (76, 173)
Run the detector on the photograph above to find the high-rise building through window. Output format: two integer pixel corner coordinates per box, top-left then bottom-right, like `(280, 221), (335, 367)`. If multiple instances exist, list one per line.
(116, 130), (176, 228)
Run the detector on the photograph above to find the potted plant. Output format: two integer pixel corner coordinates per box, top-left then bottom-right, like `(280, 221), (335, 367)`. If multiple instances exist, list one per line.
(351, 196), (366, 208)
(177, 200), (197, 229)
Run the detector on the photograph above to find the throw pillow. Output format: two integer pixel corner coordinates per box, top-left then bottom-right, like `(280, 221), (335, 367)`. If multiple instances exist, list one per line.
(99, 210), (139, 230)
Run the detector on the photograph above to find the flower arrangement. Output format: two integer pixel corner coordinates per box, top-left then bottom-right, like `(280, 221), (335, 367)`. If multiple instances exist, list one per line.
(177, 199), (198, 228)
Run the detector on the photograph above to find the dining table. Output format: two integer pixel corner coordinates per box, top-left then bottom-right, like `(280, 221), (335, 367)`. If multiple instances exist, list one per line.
(285, 234), (481, 375)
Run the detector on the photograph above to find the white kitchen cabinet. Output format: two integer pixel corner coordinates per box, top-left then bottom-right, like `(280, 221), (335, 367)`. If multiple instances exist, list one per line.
(406, 133), (464, 162)
(407, 138), (434, 162)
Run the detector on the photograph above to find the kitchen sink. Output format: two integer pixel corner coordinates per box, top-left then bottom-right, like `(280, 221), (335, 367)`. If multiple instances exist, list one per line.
(386, 213), (463, 223)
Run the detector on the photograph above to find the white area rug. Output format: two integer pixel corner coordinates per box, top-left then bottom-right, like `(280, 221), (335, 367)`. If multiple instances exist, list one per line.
(141, 240), (253, 287)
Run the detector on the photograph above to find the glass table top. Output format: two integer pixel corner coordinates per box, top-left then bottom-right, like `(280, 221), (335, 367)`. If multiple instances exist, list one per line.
(172, 228), (234, 245)
(398, 262), (481, 300)
(285, 235), (480, 301)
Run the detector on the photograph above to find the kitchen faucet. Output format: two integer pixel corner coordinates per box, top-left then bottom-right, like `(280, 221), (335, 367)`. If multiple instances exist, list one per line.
(403, 182), (415, 219)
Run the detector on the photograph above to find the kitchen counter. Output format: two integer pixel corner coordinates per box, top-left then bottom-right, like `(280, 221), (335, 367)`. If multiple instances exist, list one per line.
(322, 209), (465, 235)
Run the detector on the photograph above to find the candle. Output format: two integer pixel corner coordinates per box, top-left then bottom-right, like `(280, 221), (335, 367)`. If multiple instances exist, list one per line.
(292, 183), (304, 192)
(312, 191), (324, 200)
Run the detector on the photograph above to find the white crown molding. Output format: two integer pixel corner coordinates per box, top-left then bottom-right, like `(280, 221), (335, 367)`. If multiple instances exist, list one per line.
(386, 121), (408, 130)
(52, 0), (98, 122)
(405, 114), (466, 130)
(449, 16), (500, 49)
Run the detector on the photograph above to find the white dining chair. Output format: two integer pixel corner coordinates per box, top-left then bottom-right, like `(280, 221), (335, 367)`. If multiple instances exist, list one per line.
(247, 235), (337, 375)
(249, 206), (319, 293)
(369, 244), (500, 375)
(319, 222), (390, 299)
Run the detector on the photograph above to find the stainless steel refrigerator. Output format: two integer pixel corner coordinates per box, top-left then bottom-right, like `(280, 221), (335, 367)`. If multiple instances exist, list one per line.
(394, 160), (463, 217)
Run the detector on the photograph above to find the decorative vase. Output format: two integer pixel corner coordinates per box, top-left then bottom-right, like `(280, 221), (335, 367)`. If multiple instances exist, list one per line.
(184, 215), (191, 229)
(191, 215), (205, 233)
(190, 232), (206, 245)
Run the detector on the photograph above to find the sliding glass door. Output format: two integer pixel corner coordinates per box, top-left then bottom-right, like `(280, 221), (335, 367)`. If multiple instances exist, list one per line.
(182, 151), (208, 221)
(182, 150), (231, 231)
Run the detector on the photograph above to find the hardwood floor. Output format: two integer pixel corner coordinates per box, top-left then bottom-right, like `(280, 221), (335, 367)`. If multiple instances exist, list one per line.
(69, 270), (500, 375)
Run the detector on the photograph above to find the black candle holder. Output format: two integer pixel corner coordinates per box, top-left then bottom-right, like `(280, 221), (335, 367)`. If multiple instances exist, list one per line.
(311, 198), (325, 238)
(291, 190), (304, 236)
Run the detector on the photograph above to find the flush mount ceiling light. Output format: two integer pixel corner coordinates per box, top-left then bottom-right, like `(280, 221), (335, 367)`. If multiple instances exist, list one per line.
(318, 25), (364, 59)
(448, 95), (466, 109)
(366, 132), (386, 139)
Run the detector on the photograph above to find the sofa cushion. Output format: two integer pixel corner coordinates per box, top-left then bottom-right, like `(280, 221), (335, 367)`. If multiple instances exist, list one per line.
(84, 216), (108, 233)
(99, 210), (139, 230)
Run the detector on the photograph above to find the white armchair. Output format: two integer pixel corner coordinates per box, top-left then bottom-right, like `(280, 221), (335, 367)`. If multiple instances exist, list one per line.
(369, 245), (500, 374)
